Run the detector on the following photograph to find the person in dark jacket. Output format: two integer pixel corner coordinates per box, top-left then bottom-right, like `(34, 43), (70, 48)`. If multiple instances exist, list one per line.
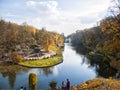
(61, 81), (66, 90)
(66, 79), (70, 90)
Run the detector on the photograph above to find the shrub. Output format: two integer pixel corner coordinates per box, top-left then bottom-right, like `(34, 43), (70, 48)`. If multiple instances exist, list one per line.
(29, 73), (37, 90)
(10, 52), (23, 64)
(16, 55), (23, 63)
(12, 53), (23, 64)
(49, 80), (57, 90)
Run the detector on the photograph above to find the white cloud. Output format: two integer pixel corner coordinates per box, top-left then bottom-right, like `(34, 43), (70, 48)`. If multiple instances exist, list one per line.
(26, 0), (59, 15)
(25, 0), (111, 35)
(0, 0), (111, 35)
(4, 12), (17, 17)
(26, 1), (36, 7)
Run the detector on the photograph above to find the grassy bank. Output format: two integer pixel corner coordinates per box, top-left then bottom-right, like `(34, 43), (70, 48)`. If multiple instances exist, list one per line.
(19, 45), (63, 68)
(71, 77), (120, 90)
(19, 56), (63, 68)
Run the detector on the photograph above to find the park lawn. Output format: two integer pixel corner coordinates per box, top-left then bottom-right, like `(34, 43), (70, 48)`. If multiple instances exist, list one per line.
(19, 56), (63, 68)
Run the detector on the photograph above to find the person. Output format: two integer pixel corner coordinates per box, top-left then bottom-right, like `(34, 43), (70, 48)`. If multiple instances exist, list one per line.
(24, 87), (26, 90)
(61, 81), (66, 90)
(20, 86), (24, 90)
(66, 79), (70, 90)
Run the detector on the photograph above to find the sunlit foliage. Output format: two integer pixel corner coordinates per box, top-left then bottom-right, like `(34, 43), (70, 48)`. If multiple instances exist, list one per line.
(0, 19), (64, 62)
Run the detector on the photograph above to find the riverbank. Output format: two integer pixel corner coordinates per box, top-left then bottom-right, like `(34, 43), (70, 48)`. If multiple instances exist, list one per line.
(19, 45), (63, 68)
(71, 77), (120, 90)
(19, 55), (63, 68)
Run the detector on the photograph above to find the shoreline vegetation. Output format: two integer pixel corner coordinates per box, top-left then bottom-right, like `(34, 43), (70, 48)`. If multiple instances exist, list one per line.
(71, 77), (120, 90)
(67, 13), (120, 72)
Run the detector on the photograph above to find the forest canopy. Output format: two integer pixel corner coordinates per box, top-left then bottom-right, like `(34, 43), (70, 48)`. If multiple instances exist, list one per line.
(0, 20), (64, 62)
(67, 0), (120, 61)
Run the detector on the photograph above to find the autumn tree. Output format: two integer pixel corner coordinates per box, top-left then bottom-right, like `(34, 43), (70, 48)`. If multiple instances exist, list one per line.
(38, 28), (54, 52)
(18, 22), (36, 46)
(0, 20), (19, 60)
(100, 0), (120, 60)
(29, 73), (37, 90)
(52, 32), (64, 47)
(109, 0), (120, 21)
(0, 19), (64, 62)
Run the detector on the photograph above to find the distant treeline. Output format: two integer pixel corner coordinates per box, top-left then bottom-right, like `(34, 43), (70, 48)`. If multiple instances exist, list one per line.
(67, 1), (120, 61)
(0, 19), (64, 60)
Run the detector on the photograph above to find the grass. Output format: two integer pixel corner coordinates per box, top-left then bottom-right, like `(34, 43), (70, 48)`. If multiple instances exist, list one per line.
(50, 45), (63, 55)
(19, 56), (63, 68)
(50, 45), (59, 52)
(19, 45), (63, 68)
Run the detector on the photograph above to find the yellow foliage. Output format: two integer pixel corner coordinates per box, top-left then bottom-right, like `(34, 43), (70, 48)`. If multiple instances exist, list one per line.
(87, 79), (102, 89)
(80, 82), (88, 89)
(72, 86), (78, 90)
(100, 15), (120, 59)
(100, 16), (120, 41)
(16, 55), (23, 63)
(29, 73), (37, 86)
(29, 73), (37, 90)
(11, 52), (23, 63)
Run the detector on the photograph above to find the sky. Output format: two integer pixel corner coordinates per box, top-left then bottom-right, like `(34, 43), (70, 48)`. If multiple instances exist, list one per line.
(0, 0), (111, 36)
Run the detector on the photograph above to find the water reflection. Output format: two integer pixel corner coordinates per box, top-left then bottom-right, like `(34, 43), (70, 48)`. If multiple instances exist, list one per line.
(0, 62), (29, 89)
(1, 71), (16, 88)
(0, 62), (58, 89)
(0, 44), (119, 89)
(42, 68), (54, 76)
(74, 46), (118, 78)
(28, 67), (58, 76)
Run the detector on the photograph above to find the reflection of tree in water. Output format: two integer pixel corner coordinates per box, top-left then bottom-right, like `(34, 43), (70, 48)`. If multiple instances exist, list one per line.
(38, 67), (54, 76)
(8, 72), (16, 88)
(1, 71), (16, 88)
(42, 67), (54, 76)
(74, 47), (118, 78)
(88, 58), (117, 78)
(73, 46), (90, 55)
(0, 62), (28, 88)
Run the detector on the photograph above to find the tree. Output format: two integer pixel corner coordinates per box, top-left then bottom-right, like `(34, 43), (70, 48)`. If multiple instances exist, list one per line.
(0, 19), (64, 62)
(52, 32), (64, 46)
(49, 80), (57, 90)
(11, 52), (23, 64)
(0, 21), (19, 60)
(100, 15), (120, 59)
(39, 28), (54, 52)
(109, 0), (120, 21)
(29, 73), (37, 90)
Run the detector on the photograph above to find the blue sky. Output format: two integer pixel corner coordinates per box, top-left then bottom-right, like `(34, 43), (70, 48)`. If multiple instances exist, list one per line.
(0, 0), (111, 35)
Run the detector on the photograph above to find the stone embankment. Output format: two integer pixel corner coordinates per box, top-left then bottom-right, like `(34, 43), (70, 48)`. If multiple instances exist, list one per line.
(24, 51), (56, 60)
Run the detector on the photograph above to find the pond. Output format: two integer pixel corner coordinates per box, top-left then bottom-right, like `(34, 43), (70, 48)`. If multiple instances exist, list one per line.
(0, 43), (118, 90)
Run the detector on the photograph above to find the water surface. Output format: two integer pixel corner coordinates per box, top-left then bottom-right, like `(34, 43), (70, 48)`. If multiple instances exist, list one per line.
(0, 43), (117, 89)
